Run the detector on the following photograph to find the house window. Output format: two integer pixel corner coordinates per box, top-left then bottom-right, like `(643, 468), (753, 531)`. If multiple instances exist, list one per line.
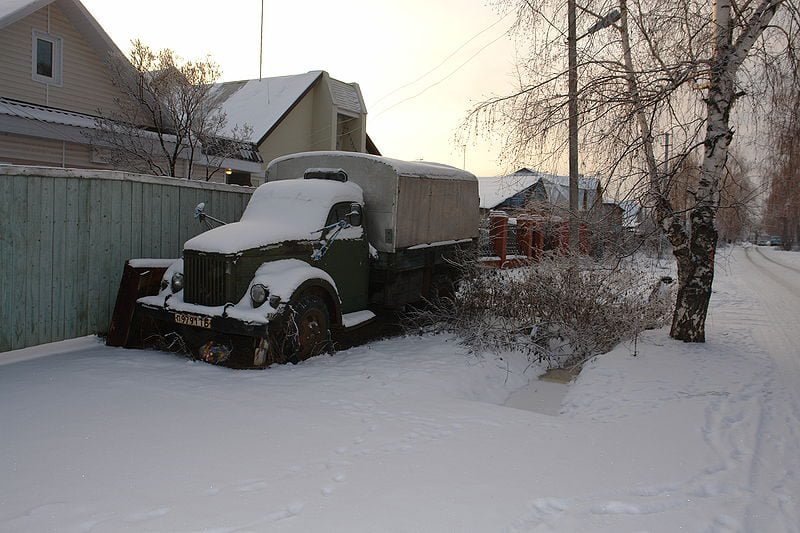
(32, 31), (62, 85)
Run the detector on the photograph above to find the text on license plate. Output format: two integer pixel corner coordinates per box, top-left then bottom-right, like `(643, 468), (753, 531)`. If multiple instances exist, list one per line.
(174, 313), (212, 329)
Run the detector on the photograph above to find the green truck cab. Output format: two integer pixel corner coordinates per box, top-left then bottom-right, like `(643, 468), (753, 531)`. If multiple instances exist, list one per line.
(131, 152), (479, 368)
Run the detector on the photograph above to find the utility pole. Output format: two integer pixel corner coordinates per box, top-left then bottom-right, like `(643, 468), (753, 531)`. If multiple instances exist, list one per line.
(568, 0), (579, 254)
(259, 0), (264, 80)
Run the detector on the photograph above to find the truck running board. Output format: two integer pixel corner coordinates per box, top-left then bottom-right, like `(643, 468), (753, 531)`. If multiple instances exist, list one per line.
(341, 310), (377, 329)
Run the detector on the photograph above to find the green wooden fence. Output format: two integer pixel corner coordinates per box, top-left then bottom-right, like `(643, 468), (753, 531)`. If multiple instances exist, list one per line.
(0, 166), (254, 353)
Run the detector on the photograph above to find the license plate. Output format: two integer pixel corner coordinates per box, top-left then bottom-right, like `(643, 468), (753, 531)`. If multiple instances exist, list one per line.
(174, 313), (212, 329)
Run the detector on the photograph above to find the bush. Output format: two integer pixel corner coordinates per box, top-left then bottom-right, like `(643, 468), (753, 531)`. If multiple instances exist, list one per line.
(407, 253), (673, 369)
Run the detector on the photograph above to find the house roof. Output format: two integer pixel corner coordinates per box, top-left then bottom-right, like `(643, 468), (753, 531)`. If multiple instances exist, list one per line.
(478, 169), (541, 210)
(478, 168), (601, 210)
(0, 96), (102, 130)
(0, 96), (263, 168)
(540, 174), (599, 208)
(214, 71), (323, 144)
(215, 71), (369, 146)
(329, 78), (364, 115)
(0, 0), (126, 63)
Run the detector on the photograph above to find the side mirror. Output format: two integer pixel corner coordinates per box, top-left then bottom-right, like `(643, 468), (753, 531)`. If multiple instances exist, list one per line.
(347, 203), (363, 227)
(194, 202), (207, 222)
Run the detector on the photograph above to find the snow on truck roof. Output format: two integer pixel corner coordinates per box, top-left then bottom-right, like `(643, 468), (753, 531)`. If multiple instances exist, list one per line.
(184, 179), (363, 254)
(268, 152), (477, 181)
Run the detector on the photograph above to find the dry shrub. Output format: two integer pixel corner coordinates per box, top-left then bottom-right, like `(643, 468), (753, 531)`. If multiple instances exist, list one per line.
(409, 253), (673, 368)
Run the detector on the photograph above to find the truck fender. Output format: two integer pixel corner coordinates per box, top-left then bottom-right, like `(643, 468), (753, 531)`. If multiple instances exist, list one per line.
(290, 278), (343, 328)
(249, 259), (342, 327)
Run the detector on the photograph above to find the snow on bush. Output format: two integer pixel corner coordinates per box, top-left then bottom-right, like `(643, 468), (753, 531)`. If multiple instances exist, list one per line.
(408, 253), (673, 368)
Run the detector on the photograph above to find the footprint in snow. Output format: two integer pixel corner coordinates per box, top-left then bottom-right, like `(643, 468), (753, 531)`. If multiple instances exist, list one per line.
(265, 502), (304, 523)
(124, 506), (170, 523)
(237, 480), (269, 492)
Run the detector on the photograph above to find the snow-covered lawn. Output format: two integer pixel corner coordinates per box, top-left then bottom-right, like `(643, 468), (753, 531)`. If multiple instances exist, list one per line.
(1, 247), (798, 532)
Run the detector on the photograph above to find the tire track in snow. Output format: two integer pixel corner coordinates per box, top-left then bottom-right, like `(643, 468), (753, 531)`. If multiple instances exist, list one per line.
(736, 247), (800, 532)
(754, 246), (800, 275)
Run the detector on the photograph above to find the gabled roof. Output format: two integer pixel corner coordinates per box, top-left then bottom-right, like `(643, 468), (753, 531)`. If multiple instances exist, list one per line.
(214, 71), (323, 144)
(478, 167), (600, 210)
(540, 174), (599, 207)
(329, 78), (364, 115)
(478, 169), (542, 210)
(215, 71), (369, 146)
(0, 0), (126, 63)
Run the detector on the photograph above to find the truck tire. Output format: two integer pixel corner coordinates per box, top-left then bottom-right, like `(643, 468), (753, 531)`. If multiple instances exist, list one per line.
(287, 292), (331, 363)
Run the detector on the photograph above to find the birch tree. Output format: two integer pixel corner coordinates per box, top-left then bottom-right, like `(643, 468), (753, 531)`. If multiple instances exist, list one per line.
(467, 0), (797, 341)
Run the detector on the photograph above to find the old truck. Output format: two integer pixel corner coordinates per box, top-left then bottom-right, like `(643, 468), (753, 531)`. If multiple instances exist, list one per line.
(109, 152), (479, 367)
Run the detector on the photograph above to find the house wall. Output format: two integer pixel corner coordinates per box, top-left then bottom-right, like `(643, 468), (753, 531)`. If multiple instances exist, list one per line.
(256, 88), (318, 180)
(0, 4), (124, 116)
(311, 76), (336, 151)
(252, 73), (370, 186)
(0, 132), (111, 169)
(0, 165), (254, 353)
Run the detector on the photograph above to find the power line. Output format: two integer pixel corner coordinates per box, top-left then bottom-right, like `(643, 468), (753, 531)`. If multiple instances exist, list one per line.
(372, 11), (513, 107)
(373, 26), (512, 118)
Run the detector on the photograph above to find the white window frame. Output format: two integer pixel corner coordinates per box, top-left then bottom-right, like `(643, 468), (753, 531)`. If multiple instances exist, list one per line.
(32, 31), (63, 86)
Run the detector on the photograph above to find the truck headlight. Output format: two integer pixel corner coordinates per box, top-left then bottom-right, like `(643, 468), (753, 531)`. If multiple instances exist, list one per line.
(171, 272), (184, 292)
(250, 283), (269, 307)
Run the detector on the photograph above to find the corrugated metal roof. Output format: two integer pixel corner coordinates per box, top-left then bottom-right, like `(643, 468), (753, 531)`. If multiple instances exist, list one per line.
(0, 97), (102, 130)
(329, 78), (364, 114)
(0, 97), (262, 164)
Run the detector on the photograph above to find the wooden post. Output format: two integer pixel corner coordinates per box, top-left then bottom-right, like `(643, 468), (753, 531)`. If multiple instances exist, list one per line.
(489, 211), (508, 265)
(559, 221), (571, 255)
(579, 223), (590, 255)
(517, 216), (534, 258)
(532, 222), (545, 261)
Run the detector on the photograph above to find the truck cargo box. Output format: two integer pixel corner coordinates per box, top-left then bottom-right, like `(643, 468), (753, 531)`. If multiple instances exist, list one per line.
(267, 152), (479, 253)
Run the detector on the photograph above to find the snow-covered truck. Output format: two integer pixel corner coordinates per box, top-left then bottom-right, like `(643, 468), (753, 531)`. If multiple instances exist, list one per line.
(108, 152), (479, 367)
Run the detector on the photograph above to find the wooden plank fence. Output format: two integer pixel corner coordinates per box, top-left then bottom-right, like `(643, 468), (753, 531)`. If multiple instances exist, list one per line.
(0, 165), (253, 353)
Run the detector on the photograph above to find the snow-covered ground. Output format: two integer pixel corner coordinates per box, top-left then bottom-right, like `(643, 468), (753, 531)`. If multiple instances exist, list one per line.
(1, 246), (798, 532)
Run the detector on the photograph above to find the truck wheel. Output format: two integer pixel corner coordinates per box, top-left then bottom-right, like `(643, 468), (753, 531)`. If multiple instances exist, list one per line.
(288, 293), (331, 363)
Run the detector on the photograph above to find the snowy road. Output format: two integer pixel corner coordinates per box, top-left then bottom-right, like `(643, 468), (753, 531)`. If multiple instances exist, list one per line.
(728, 247), (800, 531)
(1, 246), (798, 532)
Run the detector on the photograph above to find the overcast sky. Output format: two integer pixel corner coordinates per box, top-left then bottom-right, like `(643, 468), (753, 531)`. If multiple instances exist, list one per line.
(81, 0), (528, 177)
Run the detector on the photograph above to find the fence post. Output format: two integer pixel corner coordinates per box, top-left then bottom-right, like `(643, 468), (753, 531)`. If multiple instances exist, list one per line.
(489, 211), (508, 266)
(532, 221), (544, 261)
(517, 215), (534, 258)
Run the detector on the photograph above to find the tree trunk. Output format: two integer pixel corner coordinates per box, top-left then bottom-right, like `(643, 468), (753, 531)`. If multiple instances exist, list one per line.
(670, 206), (718, 341)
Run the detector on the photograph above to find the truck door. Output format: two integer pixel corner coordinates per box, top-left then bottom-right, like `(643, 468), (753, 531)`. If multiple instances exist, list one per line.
(318, 202), (369, 314)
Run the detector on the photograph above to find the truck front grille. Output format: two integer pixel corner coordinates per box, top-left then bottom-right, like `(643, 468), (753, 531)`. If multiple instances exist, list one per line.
(183, 252), (231, 306)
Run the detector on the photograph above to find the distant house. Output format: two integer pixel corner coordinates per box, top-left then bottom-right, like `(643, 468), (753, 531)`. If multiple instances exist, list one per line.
(478, 168), (601, 215)
(214, 71), (380, 186)
(0, 0), (261, 180)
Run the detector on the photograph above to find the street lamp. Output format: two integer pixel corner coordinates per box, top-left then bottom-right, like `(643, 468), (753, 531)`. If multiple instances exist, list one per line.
(567, 3), (620, 253)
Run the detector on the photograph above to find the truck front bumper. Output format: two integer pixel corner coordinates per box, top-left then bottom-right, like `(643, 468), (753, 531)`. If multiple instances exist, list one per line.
(137, 303), (270, 338)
